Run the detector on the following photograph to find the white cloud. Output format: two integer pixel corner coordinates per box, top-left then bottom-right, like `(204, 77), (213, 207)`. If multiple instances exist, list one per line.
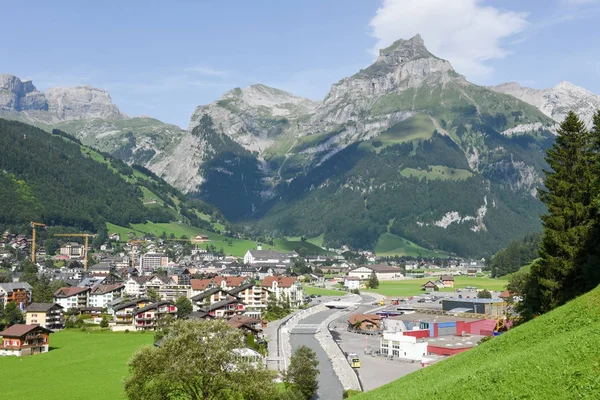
(184, 65), (228, 77)
(369, 0), (528, 79)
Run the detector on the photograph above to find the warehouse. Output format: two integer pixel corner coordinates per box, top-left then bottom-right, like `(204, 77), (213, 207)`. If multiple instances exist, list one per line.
(442, 298), (506, 315)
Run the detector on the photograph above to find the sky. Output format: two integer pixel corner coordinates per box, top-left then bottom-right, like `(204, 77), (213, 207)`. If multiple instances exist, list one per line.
(2, 0), (600, 128)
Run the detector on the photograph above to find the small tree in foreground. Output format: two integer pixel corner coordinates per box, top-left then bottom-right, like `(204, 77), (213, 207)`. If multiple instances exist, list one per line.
(125, 319), (278, 400)
(175, 296), (192, 319)
(284, 345), (319, 400)
(367, 271), (379, 289)
(100, 315), (109, 328)
(477, 289), (492, 299)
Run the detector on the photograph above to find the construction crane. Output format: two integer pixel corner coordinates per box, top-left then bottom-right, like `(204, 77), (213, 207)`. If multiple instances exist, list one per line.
(54, 233), (96, 270)
(30, 222), (46, 263)
(128, 240), (146, 270)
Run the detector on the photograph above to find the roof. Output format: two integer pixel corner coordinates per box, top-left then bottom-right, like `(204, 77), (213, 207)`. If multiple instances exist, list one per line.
(440, 275), (455, 281)
(202, 298), (243, 312)
(348, 314), (382, 325)
(345, 276), (360, 281)
(190, 278), (215, 291)
(188, 311), (215, 320)
(0, 324), (53, 337)
(0, 282), (33, 291)
(135, 300), (175, 314)
(227, 314), (262, 329)
(443, 298), (505, 304)
(25, 303), (63, 312)
(213, 276), (247, 287)
(422, 281), (438, 287)
(88, 262), (112, 270)
(190, 287), (228, 302)
(227, 282), (255, 295)
(351, 264), (402, 273)
(91, 284), (124, 295)
(129, 276), (155, 285)
(112, 298), (151, 311)
(54, 286), (90, 298)
(261, 276), (297, 288)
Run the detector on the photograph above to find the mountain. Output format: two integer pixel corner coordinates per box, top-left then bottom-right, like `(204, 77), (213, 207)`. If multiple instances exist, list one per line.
(356, 283), (600, 400)
(0, 118), (225, 236)
(0, 74), (185, 166)
(490, 81), (600, 128)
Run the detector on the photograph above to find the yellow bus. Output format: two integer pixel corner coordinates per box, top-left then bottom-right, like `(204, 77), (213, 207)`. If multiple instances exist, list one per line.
(347, 353), (361, 368)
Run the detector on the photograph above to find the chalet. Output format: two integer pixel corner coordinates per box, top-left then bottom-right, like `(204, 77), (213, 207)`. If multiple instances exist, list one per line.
(228, 282), (268, 316)
(0, 282), (32, 308)
(110, 298), (153, 325)
(261, 276), (304, 308)
(348, 264), (403, 280)
(347, 314), (382, 332)
(54, 287), (90, 310)
(441, 275), (455, 287)
(25, 303), (64, 329)
(89, 284), (124, 308)
(0, 324), (53, 356)
(134, 301), (177, 331)
(344, 276), (360, 290)
(421, 281), (440, 292)
(201, 298), (245, 318)
(190, 287), (232, 311)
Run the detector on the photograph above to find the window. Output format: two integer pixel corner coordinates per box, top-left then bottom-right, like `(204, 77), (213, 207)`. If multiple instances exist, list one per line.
(392, 341), (400, 349)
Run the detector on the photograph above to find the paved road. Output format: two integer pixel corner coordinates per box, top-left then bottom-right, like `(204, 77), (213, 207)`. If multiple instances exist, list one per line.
(292, 309), (344, 400)
(328, 294), (422, 391)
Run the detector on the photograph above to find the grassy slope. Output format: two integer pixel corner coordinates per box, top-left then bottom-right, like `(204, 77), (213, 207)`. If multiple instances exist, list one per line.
(303, 286), (345, 296)
(375, 233), (449, 257)
(400, 165), (473, 181)
(357, 285), (600, 400)
(364, 276), (508, 297)
(0, 330), (153, 400)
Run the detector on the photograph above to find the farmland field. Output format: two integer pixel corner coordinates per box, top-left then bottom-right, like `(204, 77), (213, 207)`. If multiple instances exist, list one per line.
(0, 330), (153, 400)
(303, 286), (345, 296)
(364, 276), (509, 297)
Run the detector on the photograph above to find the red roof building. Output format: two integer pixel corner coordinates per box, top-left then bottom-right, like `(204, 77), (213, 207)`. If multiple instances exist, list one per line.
(0, 324), (53, 356)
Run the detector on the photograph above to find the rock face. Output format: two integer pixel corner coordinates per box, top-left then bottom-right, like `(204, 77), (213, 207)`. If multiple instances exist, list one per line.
(490, 81), (600, 128)
(0, 74), (124, 121)
(46, 86), (123, 121)
(0, 74), (48, 111)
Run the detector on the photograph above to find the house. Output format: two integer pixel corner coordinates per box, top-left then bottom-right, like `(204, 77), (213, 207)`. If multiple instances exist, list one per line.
(213, 276), (249, 291)
(243, 246), (298, 265)
(227, 315), (263, 335)
(347, 314), (382, 332)
(89, 284), (124, 308)
(53, 287), (90, 310)
(440, 275), (455, 287)
(380, 331), (427, 361)
(134, 301), (177, 330)
(187, 310), (215, 320)
(0, 282), (32, 308)
(25, 303), (64, 329)
(343, 276), (360, 290)
(158, 285), (191, 301)
(261, 276), (304, 308)
(108, 233), (121, 241)
(190, 287), (232, 311)
(190, 278), (218, 297)
(347, 264), (403, 280)
(228, 282), (268, 311)
(140, 252), (169, 273)
(60, 243), (84, 259)
(201, 298), (245, 318)
(124, 276), (155, 297)
(0, 324), (53, 356)
(111, 298), (153, 325)
(421, 281), (440, 292)
(87, 262), (113, 276)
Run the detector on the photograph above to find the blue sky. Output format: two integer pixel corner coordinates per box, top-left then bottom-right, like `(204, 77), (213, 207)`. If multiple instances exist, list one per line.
(2, 0), (600, 128)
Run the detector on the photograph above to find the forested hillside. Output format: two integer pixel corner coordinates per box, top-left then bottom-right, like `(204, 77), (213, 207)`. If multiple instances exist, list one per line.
(0, 119), (225, 234)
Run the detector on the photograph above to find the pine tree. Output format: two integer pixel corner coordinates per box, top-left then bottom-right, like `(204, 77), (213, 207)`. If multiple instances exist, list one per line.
(368, 270), (379, 289)
(521, 112), (595, 318)
(284, 345), (319, 400)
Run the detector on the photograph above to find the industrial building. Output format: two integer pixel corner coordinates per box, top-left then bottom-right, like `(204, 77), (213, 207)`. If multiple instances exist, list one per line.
(442, 298), (507, 315)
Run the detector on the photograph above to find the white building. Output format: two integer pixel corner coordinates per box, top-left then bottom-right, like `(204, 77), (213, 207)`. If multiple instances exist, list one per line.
(243, 246), (298, 265)
(140, 253), (169, 273)
(53, 287), (90, 310)
(89, 284), (124, 308)
(261, 276), (304, 308)
(380, 332), (427, 361)
(124, 276), (154, 297)
(343, 276), (360, 290)
(348, 264), (403, 280)
(60, 243), (84, 259)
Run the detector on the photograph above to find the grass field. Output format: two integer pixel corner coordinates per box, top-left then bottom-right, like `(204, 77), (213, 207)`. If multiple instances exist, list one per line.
(303, 286), (345, 296)
(375, 233), (448, 257)
(0, 330), (153, 400)
(359, 114), (435, 153)
(357, 284), (600, 400)
(400, 165), (473, 181)
(364, 276), (509, 297)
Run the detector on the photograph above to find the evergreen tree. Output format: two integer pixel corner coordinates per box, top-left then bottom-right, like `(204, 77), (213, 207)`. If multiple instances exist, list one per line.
(521, 112), (595, 318)
(284, 345), (319, 400)
(368, 271), (379, 289)
(175, 296), (193, 319)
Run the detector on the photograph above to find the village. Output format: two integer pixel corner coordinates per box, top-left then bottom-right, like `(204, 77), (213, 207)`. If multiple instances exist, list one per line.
(0, 229), (510, 396)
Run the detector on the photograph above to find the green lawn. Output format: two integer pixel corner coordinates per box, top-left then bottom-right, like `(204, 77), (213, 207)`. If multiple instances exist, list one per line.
(0, 330), (153, 400)
(357, 284), (600, 400)
(303, 286), (345, 296)
(364, 276), (509, 297)
(375, 233), (448, 257)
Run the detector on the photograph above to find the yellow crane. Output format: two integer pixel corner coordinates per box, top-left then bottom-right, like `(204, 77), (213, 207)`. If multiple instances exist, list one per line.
(30, 222), (46, 263)
(128, 240), (146, 269)
(54, 233), (96, 270)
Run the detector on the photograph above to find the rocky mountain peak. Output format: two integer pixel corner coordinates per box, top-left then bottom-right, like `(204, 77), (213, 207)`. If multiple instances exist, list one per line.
(376, 34), (433, 64)
(0, 73), (48, 111)
(45, 85), (124, 121)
